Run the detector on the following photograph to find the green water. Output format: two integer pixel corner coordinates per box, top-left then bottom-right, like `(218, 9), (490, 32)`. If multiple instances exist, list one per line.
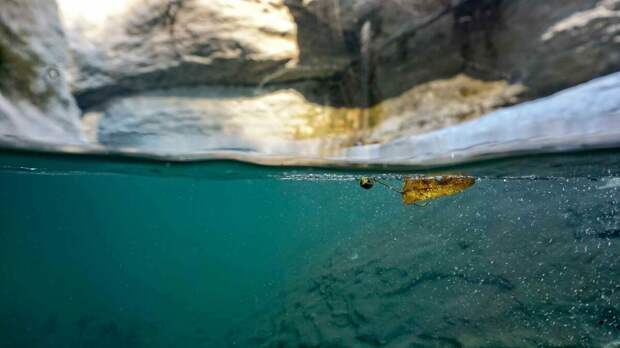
(0, 149), (619, 347)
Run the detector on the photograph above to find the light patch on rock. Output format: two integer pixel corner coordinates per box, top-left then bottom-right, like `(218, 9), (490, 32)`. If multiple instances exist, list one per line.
(368, 75), (525, 143)
(57, 0), (130, 39)
(597, 177), (620, 190)
(86, 74), (525, 155)
(346, 72), (620, 165)
(80, 111), (104, 143)
(90, 86), (367, 155)
(542, 0), (620, 41)
(60, 0), (303, 97)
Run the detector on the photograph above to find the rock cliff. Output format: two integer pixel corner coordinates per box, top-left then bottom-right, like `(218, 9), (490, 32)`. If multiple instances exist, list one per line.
(62, 0), (620, 151)
(2, 0), (619, 153)
(0, 0), (83, 145)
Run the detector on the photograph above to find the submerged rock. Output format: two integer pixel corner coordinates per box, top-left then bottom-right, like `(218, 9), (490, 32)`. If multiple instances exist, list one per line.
(0, 0), (83, 145)
(237, 178), (620, 347)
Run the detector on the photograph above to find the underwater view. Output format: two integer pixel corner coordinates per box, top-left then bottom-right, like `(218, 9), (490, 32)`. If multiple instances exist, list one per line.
(1, 0), (620, 347)
(1, 149), (619, 347)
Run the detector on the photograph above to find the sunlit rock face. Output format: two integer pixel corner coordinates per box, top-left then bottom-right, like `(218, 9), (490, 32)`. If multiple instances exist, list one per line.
(347, 72), (620, 165)
(84, 85), (362, 155)
(61, 0), (352, 109)
(286, 0), (620, 146)
(60, 0), (620, 155)
(0, 0), (83, 145)
(83, 72), (620, 163)
(365, 75), (524, 143)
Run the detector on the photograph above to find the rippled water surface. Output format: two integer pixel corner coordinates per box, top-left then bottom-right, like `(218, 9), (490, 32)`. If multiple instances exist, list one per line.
(0, 149), (619, 347)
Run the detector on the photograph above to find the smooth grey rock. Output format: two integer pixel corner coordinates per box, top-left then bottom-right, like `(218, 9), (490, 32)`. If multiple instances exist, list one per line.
(345, 71), (620, 165)
(2, 0), (618, 163)
(85, 73), (526, 157)
(83, 72), (620, 164)
(65, 0), (620, 146)
(0, 0), (83, 145)
(88, 84), (350, 156)
(300, 0), (620, 103)
(63, 0), (349, 109)
(2, 71), (617, 172)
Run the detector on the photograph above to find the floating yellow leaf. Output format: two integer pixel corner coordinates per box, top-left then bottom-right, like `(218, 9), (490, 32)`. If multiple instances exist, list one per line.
(401, 176), (476, 205)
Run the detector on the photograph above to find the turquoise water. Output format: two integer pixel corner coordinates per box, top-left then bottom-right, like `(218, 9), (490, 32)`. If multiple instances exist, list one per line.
(0, 149), (619, 347)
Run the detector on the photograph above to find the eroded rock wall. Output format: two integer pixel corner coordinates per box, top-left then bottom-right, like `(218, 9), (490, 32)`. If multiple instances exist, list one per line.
(0, 0), (83, 144)
(63, 0), (620, 151)
(65, 0), (352, 110)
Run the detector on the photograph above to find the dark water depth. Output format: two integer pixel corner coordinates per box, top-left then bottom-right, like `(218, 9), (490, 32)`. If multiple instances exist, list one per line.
(0, 149), (619, 347)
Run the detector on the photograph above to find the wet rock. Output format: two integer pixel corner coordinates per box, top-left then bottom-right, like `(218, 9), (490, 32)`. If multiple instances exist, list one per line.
(0, 0), (83, 144)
